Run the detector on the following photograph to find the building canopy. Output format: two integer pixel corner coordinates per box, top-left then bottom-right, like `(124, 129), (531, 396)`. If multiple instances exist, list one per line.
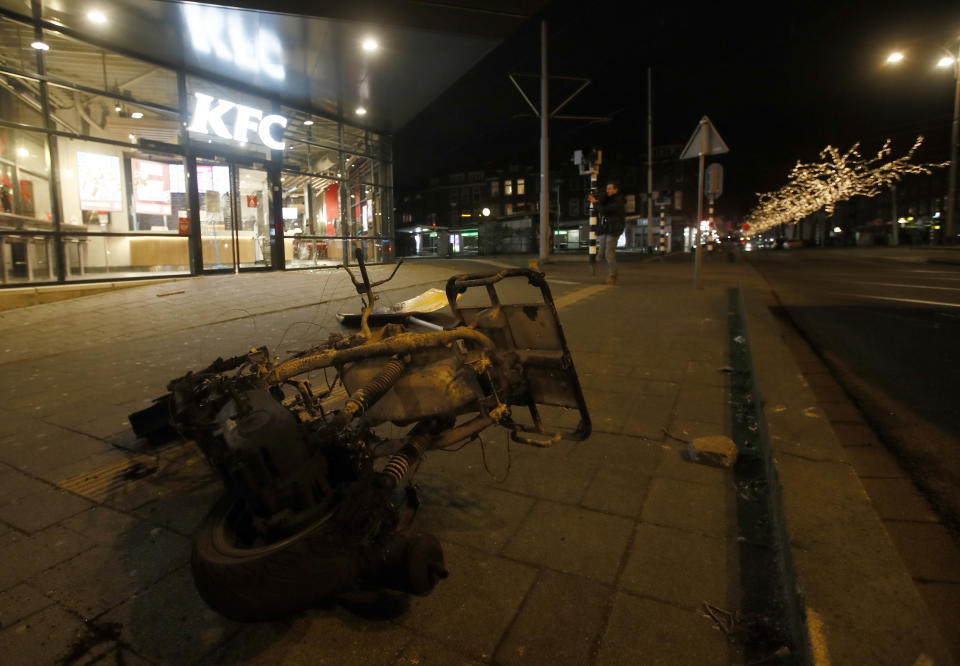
(7, 0), (546, 132)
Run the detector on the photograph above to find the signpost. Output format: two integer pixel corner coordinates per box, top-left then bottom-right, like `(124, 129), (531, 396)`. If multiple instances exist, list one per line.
(680, 116), (729, 288)
(574, 149), (602, 274)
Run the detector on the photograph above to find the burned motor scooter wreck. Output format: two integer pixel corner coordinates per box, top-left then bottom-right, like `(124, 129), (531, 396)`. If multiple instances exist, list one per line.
(129, 251), (590, 622)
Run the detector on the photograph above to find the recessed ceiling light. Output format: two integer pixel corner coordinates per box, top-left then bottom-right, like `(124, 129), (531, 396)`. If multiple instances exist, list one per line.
(303, 120), (313, 126)
(131, 111), (143, 119)
(17, 147), (29, 157)
(362, 38), (378, 52)
(355, 107), (367, 116)
(87, 10), (107, 24)
(30, 41), (50, 51)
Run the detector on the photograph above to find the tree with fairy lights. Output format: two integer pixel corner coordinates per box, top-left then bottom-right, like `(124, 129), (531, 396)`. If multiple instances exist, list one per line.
(744, 137), (949, 236)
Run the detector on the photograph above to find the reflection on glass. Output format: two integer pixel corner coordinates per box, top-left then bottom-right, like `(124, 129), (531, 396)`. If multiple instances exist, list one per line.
(0, 16), (39, 73)
(47, 83), (182, 144)
(0, 72), (44, 127)
(182, 4), (284, 81)
(41, 30), (179, 108)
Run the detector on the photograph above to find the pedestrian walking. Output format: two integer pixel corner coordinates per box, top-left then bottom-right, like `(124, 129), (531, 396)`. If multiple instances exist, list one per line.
(589, 181), (625, 284)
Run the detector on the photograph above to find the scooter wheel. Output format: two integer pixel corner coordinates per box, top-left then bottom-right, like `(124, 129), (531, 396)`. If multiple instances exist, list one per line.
(191, 494), (357, 622)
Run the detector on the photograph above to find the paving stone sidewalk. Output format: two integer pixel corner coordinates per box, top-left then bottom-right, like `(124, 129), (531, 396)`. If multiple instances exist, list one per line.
(0, 255), (750, 665)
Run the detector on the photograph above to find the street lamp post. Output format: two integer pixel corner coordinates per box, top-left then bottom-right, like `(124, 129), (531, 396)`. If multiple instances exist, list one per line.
(945, 43), (960, 243)
(887, 41), (960, 243)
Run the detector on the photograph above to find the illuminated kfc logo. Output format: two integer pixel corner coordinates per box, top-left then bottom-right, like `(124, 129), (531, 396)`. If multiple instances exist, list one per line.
(188, 93), (287, 151)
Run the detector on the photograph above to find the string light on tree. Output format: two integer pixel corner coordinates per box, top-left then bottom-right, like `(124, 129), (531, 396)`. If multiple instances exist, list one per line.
(743, 136), (948, 236)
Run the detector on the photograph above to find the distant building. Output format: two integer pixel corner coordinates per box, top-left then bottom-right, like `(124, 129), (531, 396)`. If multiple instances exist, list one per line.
(396, 144), (709, 256)
(396, 164), (541, 257)
(783, 169), (950, 247)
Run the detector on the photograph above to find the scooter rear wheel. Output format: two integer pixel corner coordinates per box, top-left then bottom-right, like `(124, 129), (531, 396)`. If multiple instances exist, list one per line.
(191, 494), (357, 622)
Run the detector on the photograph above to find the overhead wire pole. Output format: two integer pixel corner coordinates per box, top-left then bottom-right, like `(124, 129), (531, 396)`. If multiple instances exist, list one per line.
(508, 54), (608, 268)
(539, 20), (549, 263)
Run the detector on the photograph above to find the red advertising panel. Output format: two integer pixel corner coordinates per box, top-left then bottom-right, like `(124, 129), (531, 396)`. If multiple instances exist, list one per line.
(132, 159), (173, 215)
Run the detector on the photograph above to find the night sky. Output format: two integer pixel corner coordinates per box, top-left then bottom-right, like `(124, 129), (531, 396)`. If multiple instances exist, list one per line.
(395, 0), (960, 220)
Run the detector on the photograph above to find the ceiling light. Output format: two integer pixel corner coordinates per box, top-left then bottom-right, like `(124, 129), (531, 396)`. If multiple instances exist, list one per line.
(131, 111), (143, 119)
(87, 10), (107, 24)
(17, 147), (29, 157)
(337, 172), (342, 177)
(30, 41), (50, 51)
(362, 38), (379, 52)
(937, 56), (955, 68)
(128, 133), (135, 141)
(886, 51), (904, 64)
(355, 107), (367, 116)
(303, 120), (313, 126)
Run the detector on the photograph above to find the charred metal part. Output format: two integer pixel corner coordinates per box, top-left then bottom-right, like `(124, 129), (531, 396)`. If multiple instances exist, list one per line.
(445, 267), (591, 445)
(382, 432), (430, 484)
(267, 327), (495, 383)
(342, 348), (485, 425)
(339, 248), (404, 338)
(334, 356), (405, 426)
(131, 252), (591, 623)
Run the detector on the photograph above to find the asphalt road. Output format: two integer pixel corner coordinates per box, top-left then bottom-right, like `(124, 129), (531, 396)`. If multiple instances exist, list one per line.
(745, 247), (960, 527)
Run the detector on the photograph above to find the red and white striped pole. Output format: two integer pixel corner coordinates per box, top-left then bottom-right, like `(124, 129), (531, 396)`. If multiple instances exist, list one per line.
(588, 150), (601, 275)
(588, 168), (598, 274)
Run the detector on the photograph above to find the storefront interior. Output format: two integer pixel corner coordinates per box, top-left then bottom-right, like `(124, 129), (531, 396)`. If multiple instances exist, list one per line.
(0, 5), (393, 285)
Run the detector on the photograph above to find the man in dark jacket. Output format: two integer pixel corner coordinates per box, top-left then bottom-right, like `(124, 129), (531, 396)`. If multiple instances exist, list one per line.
(589, 181), (625, 284)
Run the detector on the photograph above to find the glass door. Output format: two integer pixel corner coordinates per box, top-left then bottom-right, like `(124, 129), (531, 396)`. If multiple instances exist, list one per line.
(196, 160), (272, 271)
(236, 167), (271, 269)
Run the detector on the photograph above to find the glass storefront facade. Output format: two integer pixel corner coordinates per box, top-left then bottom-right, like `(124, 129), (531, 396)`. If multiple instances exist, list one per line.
(0, 9), (393, 286)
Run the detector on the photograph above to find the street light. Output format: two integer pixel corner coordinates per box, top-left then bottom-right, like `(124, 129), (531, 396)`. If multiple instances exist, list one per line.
(885, 41), (960, 243)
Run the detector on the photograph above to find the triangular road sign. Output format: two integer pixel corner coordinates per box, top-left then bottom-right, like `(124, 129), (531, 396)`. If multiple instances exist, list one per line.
(680, 116), (730, 160)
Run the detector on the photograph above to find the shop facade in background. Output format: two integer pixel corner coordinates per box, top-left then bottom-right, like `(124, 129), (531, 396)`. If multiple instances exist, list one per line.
(0, 7), (393, 286)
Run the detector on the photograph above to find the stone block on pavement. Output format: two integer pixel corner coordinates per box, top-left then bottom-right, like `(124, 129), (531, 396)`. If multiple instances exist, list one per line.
(684, 435), (737, 469)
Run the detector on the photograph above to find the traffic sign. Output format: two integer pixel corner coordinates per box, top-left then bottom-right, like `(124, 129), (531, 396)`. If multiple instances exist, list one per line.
(680, 116), (729, 160)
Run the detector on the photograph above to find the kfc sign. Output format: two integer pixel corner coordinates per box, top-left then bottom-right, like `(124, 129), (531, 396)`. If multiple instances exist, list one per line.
(189, 93), (287, 150)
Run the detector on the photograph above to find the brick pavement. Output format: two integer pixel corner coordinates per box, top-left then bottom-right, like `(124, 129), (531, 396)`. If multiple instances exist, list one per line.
(0, 253), (948, 665)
